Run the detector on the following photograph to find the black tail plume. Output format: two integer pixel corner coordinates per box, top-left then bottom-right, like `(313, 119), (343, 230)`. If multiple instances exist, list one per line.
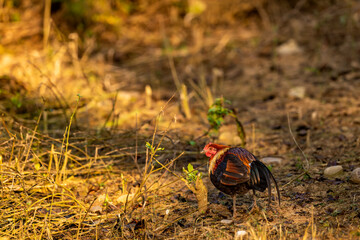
(249, 160), (281, 206)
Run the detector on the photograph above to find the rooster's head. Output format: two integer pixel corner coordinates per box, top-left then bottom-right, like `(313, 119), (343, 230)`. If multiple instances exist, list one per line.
(202, 143), (230, 158)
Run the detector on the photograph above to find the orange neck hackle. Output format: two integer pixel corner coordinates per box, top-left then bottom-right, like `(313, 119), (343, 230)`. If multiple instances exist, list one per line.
(203, 143), (231, 174)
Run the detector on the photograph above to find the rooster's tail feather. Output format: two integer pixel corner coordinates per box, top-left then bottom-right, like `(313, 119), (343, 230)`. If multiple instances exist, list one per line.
(250, 160), (280, 205)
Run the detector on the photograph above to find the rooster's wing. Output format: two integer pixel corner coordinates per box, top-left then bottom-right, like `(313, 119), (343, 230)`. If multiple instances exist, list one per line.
(216, 153), (250, 186)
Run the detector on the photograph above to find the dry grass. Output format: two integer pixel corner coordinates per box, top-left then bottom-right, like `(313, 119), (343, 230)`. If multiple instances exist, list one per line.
(0, 102), (185, 239)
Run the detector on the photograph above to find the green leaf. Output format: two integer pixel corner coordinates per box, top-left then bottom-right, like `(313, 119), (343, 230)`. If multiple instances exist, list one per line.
(188, 0), (206, 15)
(189, 140), (196, 146)
(208, 108), (216, 113)
(183, 164), (200, 183)
(145, 142), (152, 150)
(10, 95), (22, 108)
(187, 163), (194, 172)
(34, 162), (41, 171)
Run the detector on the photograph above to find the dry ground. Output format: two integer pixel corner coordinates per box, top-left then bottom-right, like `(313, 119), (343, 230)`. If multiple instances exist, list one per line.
(1, 1), (360, 239)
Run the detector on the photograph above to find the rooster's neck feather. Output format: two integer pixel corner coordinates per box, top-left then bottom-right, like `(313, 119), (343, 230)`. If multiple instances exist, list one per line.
(208, 143), (230, 149)
(209, 147), (230, 174)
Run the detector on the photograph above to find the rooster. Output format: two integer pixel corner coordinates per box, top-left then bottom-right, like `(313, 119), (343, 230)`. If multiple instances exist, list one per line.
(203, 143), (280, 218)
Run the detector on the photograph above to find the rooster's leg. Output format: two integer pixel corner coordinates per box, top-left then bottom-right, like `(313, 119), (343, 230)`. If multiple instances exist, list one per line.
(232, 195), (237, 219)
(248, 190), (259, 213)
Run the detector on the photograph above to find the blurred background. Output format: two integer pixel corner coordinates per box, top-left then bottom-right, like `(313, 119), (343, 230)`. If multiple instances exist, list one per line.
(1, 0), (360, 131)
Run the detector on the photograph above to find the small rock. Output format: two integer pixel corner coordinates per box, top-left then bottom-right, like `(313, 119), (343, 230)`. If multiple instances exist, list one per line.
(276, 39), (302, 56)
(164, 209), (170, 220)
(289, 86), (306, 99)
(324, 166), (343, 178)
(311, 111), (318, 121)
(90, 205), (102, 214)
(218, 131), (233, 145)
(220, 219), (233, 225)
(235, 230), (247, 239)
(261, 157), (283, 166)
(350, 168), (360, 183)
(340, 126), (349, 132)
(353, 118), (360, 124)
(218, 125), (242, 145)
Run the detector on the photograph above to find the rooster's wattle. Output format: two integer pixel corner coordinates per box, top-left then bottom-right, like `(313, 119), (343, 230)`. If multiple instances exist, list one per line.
(203, 143), (280, 218)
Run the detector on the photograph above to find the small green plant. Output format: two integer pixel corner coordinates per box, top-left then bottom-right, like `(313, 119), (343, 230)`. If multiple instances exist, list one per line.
(182, 163), (207, 213)
(10, 93), (22, 108)
(103, 193), (110, 208)
(183, 163), (201, 183)
(207, 97), (246, 147)
(146, 142), (164, 156)
(207, 98), (232, 131)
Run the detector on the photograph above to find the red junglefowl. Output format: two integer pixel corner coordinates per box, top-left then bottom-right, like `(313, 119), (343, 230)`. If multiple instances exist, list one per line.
(203, 143), (280, 218)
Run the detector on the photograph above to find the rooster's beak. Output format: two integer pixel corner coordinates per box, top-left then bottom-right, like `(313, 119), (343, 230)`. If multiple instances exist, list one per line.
(200, 150), (204, 154)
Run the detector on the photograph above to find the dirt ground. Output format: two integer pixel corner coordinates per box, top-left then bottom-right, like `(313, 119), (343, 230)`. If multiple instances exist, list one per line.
(0, 1), (360, 239)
